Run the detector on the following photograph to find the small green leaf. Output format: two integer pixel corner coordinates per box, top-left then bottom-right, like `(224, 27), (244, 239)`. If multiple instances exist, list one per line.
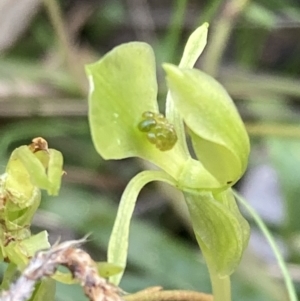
(4, 190), (41, 235)
(4, 231), (50, 269)
(164, 64), (250, 185)
(184, 189), (250, 276)
(19, 231), (50, 256)
(5, 242), (29, 269)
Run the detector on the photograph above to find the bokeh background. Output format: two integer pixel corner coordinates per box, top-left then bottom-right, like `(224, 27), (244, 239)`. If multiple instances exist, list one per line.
(1, 0), (300, 300)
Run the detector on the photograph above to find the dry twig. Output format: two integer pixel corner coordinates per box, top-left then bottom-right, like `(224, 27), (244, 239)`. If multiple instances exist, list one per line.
(0, 239), (123, 301)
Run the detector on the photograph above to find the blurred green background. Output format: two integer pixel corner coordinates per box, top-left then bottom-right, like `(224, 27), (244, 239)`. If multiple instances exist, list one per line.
(1, 0), (300, 300)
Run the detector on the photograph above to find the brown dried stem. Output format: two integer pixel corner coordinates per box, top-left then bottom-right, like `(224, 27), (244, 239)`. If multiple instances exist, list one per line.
(0, 239), (123, 301)
(124, 287), (213, 301)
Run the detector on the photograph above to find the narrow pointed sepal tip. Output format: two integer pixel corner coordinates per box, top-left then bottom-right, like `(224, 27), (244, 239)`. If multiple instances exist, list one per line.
(162, 63), (182, 78)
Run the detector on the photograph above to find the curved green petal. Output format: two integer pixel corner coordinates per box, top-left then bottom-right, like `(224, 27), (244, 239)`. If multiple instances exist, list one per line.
(164, 64), (250, 185)
(86, 42), (159, 160)
(108, 170), (177, 285)
(184, 189), (249, 277)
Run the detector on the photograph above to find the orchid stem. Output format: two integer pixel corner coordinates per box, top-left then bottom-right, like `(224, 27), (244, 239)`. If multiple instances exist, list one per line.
(202, 247), (231, 301)
(209, 270), (231, 301)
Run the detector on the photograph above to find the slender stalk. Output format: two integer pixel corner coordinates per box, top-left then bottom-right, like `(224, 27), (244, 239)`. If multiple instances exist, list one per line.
(204, 251), (231, 301)
(208, 270), (231, 301)
(234, 191), (298, 301)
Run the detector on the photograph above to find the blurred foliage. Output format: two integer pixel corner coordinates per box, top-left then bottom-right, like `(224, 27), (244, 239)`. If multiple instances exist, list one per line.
(1, 0), (300, 300)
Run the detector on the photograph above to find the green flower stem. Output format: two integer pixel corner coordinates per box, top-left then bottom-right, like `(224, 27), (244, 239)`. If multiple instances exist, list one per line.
(108, 170), (177, 285)
(208, 267), (231, 301)
(234, 191), (297, 301)
(202, 248), (231, 301)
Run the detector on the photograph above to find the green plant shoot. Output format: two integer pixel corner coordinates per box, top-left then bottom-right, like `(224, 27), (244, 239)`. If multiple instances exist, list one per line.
(86, 23), (250, 301)
(0, 137), (63, 269)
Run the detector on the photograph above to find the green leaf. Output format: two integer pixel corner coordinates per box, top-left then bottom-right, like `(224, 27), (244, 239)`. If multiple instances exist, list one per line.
(184, 189), (250, 276)
(5, 231), (50, 269)
(19, 231), (50, 256)
(164, 64), (250, 185)
(5, 243), (29, 269)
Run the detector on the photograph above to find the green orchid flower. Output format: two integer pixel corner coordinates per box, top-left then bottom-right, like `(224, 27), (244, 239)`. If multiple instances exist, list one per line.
(86, 23), (250, 301)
